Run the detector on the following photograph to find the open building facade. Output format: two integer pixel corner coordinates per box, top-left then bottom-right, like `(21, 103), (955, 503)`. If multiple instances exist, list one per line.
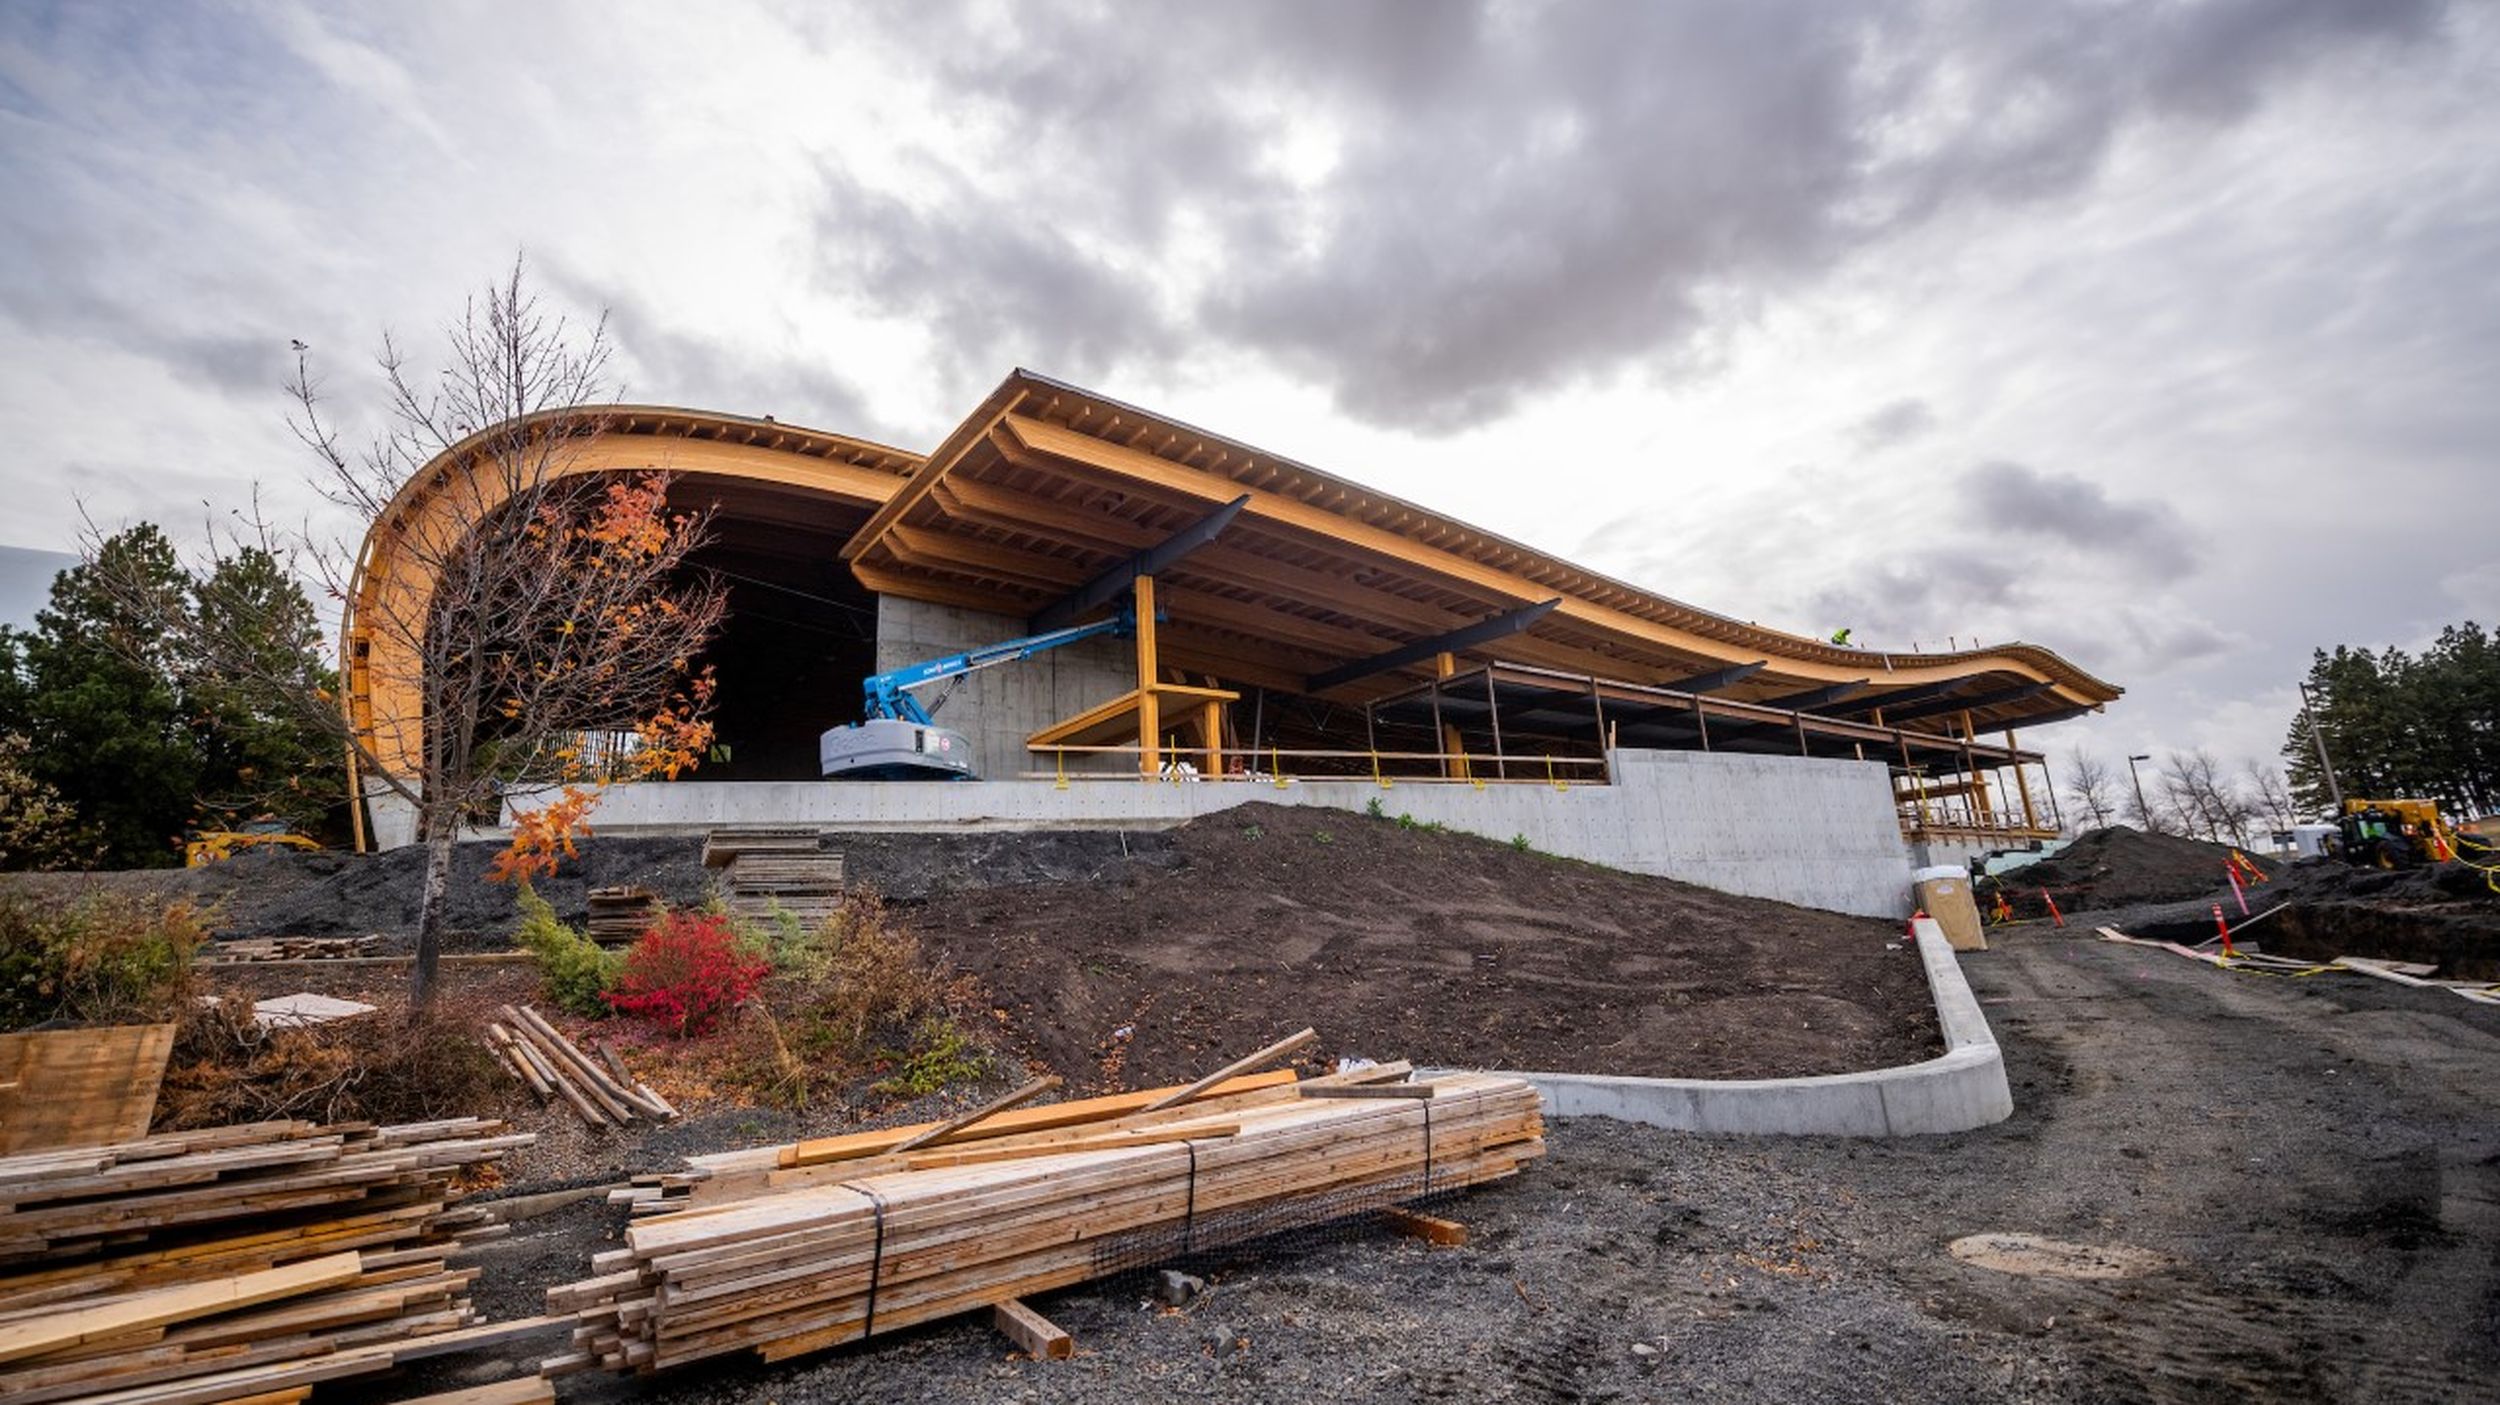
(342, 371), (2121, 916)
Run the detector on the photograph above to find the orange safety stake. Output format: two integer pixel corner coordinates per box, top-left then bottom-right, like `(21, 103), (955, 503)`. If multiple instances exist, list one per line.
(2040, 888), (2065, 929)
(2226, 862), (2250, 916)
(2212, 903), (2236, 957)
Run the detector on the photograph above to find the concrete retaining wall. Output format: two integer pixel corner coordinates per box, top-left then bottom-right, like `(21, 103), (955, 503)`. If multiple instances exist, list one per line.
(1478, 918), (2013, 1136)
(536, 747), (1919, 918)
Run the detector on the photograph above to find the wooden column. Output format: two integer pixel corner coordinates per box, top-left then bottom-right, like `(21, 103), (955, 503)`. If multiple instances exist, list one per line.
(1960, 711), (1992, 826)
(2006, 731), (2040, 832)
(1134, 575), (1160, 777)
(1437, 652), (1468, 779)
(1201, 699), (1225, 776)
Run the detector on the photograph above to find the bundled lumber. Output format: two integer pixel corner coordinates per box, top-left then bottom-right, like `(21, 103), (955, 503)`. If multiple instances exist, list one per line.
(547, 1068), (1542, 1374)
(719, 852), (848, 929)
(0, 1117), (546, 1403)
(486, 1007), (676, 1130)
(203, 937), (380, 964)
(584, 887), (661, 946)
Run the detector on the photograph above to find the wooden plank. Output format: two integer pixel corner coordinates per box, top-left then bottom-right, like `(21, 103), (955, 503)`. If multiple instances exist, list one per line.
(990, 1297), (1072, 1360)
(1381, 1207), (1468, 1245)
(775, 1070), (1299, 1170)
(391, 1378), (555, 1405)
(1297, 1083), (1434, 1100)
(0, 1024), (176, 1155)
(902, 1121), (1240, 1169)
(891, 1076), (1062, 1155)
(1142, 1028), (1317, 1112)
(0, 1251), (362, 1365)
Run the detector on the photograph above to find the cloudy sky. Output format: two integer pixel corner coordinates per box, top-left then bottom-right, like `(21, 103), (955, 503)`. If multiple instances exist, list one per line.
(2, 0), (2493, 782)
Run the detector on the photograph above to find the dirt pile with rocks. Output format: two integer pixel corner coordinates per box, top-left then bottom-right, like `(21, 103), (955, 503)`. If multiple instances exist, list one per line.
(1991, 826), (2275, 910)
(904, 803), (1936, 1087)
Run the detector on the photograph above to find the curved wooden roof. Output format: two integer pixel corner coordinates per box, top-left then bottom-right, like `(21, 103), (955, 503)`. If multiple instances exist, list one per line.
(345, 373), (2118, 779)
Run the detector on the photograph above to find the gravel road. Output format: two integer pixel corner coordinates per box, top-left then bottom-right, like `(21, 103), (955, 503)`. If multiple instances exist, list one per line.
(403, 927), (2500, 1403)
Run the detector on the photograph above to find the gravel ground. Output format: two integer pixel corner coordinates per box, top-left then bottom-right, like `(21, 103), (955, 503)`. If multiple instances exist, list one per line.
(383, 926), (2500, 1404)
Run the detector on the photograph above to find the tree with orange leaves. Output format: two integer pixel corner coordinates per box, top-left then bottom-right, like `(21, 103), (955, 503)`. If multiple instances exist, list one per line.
(91, 261), (726, 1012)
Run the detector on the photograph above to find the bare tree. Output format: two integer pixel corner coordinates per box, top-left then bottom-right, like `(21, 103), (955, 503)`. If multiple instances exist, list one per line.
(2160, 749), (2254, 846)
(93, 262), (725, 1010)
(2060, 747), (2120, 831)
(2244, 760), (2298, 834)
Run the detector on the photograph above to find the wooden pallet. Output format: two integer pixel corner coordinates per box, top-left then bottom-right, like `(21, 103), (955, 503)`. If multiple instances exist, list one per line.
(720, 851), (847, 930)
(547, 1068), (1542, 1374)
(0, 1118), (543, 1402)
(700, 828), (833, 870)
(206, 937), (381, 963)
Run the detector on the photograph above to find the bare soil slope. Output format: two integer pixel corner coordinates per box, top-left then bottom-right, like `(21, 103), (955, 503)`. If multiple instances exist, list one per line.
(907, 803), (1936, 1087)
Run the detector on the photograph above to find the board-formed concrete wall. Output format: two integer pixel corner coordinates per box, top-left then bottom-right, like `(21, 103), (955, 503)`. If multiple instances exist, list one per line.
(542, 747), (1919, 918)
(872, 598), (1138, 781)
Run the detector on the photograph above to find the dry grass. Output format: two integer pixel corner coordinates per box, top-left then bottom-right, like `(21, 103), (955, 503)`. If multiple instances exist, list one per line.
(155, 984), (512, 1131)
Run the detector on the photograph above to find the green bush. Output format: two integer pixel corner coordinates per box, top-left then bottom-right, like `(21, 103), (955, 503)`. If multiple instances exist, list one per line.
(512, 885), (621, 1018)
(0, 890), (202, 1031)
(872, 1018), (990, 1099)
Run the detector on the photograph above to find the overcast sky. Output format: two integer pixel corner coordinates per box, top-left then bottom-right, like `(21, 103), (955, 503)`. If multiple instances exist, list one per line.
(2, 0), (2493, 784)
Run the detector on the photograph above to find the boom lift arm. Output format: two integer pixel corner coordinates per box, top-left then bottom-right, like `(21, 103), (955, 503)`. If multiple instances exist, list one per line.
(861, 610), (1141, 726)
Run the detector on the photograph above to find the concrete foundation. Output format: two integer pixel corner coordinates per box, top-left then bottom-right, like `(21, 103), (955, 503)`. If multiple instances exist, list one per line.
(872, 597), (1137, 782)
(529, 747), (1920, 918)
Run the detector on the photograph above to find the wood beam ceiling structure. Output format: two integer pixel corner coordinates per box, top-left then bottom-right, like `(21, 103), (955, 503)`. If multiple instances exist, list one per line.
(841, 369), (2121, 738)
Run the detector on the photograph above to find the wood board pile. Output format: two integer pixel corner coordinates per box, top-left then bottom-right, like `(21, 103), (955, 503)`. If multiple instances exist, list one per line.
(584, 887), (660, 946)
(204, 937), (380, 964)
(0, 1117), (550, 1403)
(719, 853), (847, 928)
(485, 1006), (676, 1129)
(548, 1068), (1543, 1375)
(698, 827), (831, 869)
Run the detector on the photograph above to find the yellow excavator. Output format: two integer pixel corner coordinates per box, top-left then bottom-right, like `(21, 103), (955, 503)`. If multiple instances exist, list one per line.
(185, 818), (321, 867)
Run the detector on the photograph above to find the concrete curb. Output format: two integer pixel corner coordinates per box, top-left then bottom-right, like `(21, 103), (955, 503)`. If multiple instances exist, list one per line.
(1460, 920), (2014, 1136)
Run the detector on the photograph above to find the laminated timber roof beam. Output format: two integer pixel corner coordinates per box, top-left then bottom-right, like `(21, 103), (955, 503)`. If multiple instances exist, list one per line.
(1028, 494), (1251, 631)
(979, 410), (2110, 704)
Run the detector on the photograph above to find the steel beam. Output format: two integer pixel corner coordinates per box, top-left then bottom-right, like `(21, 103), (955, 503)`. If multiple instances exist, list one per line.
(1028, 494), (1250, 631)
(1307, 598), (1562, 692)
(1876, 680), (2056, 725)
(1656, 660), (1769, 695)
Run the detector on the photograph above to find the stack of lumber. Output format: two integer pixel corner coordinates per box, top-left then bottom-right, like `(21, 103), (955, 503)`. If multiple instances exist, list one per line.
(703, 828), (847, 928)
(546, 1067), (1542, 1374)
(0, 1118), (553, 1403)
(485, 1006), (676, 1129)
(584, 887), (661, 946)
(204, 936), (380, 964)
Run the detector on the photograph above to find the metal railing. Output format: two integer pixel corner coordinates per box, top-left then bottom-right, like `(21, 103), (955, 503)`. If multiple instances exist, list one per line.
(1022, 743), (1611, 789)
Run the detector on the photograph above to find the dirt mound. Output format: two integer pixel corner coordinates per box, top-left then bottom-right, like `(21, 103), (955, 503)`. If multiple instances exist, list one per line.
(904, 803), (1937, 1088)
(1991, 826), (2271, 910)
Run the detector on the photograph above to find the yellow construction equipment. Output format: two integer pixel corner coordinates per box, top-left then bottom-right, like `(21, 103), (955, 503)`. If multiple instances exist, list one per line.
(185, 819), (321, 867)
(2330, 799), (2449, 868)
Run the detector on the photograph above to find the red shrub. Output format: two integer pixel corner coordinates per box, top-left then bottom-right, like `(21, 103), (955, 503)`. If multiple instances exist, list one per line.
(606, 913), (768, 1037)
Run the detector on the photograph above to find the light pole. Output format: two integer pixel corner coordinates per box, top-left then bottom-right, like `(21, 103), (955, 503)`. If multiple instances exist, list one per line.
(2126, 753), (2154, 831)
(2295, 680), (2344, 810)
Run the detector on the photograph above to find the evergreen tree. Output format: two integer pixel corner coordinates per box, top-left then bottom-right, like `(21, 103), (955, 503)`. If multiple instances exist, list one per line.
(189, 546), (343, 837)
(2283, 620), (2499, 817)
(12, 527), (199, 866)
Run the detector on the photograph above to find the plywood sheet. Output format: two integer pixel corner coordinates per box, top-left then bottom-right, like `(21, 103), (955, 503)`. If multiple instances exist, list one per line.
(0, 1022), (177, 1154)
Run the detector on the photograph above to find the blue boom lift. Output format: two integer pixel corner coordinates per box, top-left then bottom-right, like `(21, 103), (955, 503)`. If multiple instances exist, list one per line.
(818, 609), (1141, 780)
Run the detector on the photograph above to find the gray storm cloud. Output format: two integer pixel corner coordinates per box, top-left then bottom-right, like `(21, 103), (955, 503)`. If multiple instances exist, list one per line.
(810, 0), (2448, 430)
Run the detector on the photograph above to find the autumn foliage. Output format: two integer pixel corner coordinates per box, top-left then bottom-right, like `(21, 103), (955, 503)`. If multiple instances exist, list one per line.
(605, 913), (768, 1037)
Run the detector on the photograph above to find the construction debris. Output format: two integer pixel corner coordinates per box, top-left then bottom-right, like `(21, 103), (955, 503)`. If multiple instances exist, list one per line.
(485, 1006), (676, 1129)
(247, 993), (377, 1029)
(546, 1064), (1542, 1375)
(0, 1117), (547, 1402)
(2094, 925), (2500, 1004)
(204, 936), (381, 963)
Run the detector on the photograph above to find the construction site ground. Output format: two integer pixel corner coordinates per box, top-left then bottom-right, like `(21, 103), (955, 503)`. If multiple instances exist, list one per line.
(379, 924), (2500, 1404)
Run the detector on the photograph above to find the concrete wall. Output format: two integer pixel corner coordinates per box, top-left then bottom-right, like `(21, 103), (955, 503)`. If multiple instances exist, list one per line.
(873, 598), (1137, 781)
(535, 747), (1920, 918)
